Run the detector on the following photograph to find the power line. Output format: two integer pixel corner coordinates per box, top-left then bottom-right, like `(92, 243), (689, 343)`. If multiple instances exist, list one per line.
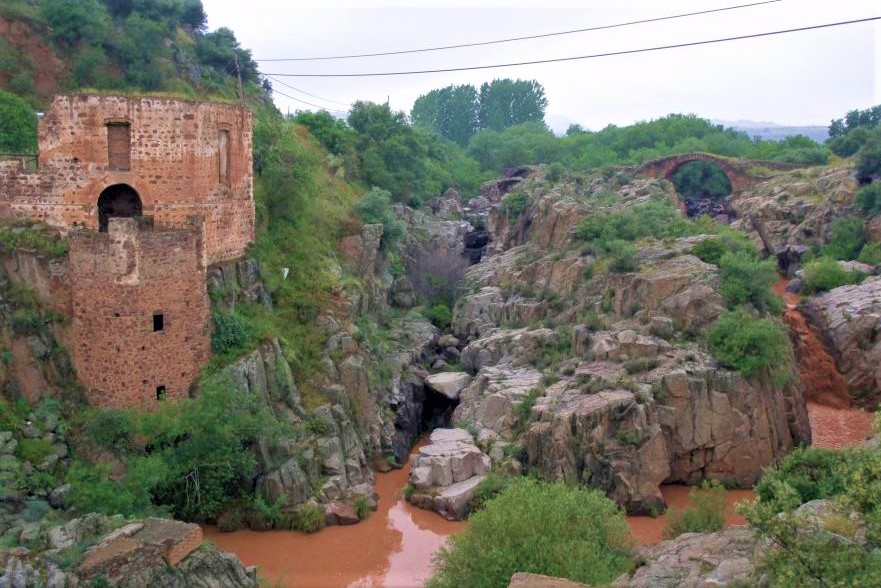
(256, 0), (783, 62)
(264, 75), (351, 107)
(270, 86), (348, 114)
(262, 16), (880, 77)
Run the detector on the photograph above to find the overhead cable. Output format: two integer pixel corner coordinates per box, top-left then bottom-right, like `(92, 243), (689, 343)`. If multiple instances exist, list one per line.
(262, 17), (880, 77)
(256, 0), (783, 61)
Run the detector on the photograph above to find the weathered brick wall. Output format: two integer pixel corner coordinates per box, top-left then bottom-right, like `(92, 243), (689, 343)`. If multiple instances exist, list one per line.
(164, 524), (204, 567)
(0, 94), (254, 265)
(68, 218), (210, 409)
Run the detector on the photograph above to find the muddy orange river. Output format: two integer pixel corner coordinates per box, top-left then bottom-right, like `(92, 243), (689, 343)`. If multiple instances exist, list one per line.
(204, 457), (465, 587)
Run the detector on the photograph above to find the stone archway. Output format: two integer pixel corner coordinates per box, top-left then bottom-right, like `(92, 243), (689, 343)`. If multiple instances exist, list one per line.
(97, 184), (142, 232)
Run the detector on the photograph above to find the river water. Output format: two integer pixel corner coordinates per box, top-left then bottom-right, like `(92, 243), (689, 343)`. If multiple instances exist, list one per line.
(207, 281), (875, 586)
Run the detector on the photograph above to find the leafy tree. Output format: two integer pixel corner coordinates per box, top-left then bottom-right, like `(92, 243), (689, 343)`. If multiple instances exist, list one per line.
(41, 0), (112, 46)
(0, 90), (36, 153)
(707, 309), (790, 379)
(670, 160), (732, 199)
(353, 187), (406, 250)
(827, 127), (870, 157)
(828, 104), (881, 139)
(477, 79), (548, 132)
(411, 84), (479, 147)
(292, 110), (355, 156)
(856, 126), (881, 181)
(196, 27), (259, 85)
(427, 478), (632, 588)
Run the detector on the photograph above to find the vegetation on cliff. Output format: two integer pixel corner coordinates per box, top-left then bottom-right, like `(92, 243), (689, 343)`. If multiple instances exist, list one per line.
(427, 478), (632, 588)
(742, 444), (881, 586)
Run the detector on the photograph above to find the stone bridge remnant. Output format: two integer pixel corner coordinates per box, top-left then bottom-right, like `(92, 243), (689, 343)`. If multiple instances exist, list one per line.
(635, 152), (810, 195)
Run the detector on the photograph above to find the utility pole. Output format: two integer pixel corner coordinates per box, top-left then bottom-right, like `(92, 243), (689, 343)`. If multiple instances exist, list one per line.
(234, 55), (244, 105)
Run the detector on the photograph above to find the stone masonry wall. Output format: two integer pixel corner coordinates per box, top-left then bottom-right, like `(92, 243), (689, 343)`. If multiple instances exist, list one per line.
(0, 94), (254, 265)
(68, 218), (210, 409)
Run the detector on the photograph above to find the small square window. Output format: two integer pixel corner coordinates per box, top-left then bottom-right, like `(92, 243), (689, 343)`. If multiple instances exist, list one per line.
(156, 386), (167, 401)
(153, 313), (164, 332)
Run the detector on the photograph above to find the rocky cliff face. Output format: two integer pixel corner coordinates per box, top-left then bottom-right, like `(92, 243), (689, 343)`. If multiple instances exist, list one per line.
(0, 514), (257, 588)
(728, 165), (860, 269)
(802, 277), (881, 408)
(448, 167), (810, 513)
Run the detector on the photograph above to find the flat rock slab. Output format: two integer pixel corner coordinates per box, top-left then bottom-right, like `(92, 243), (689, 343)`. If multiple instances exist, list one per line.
(435, 475), (485, 520)
(509, 573), (590, 588)
(425, 372), (472, 400)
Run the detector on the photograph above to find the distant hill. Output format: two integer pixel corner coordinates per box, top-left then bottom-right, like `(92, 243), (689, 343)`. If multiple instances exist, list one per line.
(714, 119), (829, 143)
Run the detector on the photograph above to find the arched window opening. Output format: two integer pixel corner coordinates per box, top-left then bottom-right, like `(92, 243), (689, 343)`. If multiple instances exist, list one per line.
(97, 184), (142, 232)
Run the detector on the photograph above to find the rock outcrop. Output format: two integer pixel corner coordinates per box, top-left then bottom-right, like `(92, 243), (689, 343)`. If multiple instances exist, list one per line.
(802, 277), (881, 407)
(614, 527), (759, 588)
(446, 169), (811, 513)
(0, 515), (257, 588)
(407, 428), (491, 520)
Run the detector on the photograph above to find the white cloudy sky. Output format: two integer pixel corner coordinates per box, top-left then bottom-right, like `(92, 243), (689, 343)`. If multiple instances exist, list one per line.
(201, 0), (880, 131)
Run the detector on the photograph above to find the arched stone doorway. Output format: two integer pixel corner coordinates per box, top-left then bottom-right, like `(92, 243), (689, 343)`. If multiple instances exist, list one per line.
(97, 184), (142, 232)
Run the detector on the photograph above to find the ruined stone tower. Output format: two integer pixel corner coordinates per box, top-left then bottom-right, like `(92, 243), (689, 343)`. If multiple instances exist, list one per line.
(0, 94), (254, 409)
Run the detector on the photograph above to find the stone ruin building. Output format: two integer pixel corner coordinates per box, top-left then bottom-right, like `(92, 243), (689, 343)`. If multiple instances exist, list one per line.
(0, 94), (254, 409)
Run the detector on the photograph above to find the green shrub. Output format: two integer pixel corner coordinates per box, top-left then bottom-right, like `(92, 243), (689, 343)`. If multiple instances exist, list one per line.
(741, 447), (881, 587)
(403, 483), (415, 501)
(707, 309), (790, 379)
(607, 239), (638, 273)
(424, 303), (452, 330)
(692, 230), (758, 266)
(575, 199), (694, 249)
(304, 414), (332, 436)
(82, 409), (135, 453)
(662, 481), (727, 539)
(501, 190), (530, 219)
(0, 89), (37, 153)
(210, 311), (251, 355)
(801, 257), (863, 294)
(624, 358), (659, 374)
(353, 187), (406, 250)
(545, 162), (566, 183)
(858, 242), (881, 265)
(514, 387), (542, 428)
(718, 251), (782, 314)
(754, 448), (849, 512)
(10, 311), (41, 335)
(354, 495), (371, 520)
(292, 502), (326, 533)
(855, 183), (881, 218)
(821, 216), (866, 261)
(16, 438), (54, 465)
(427, 478), (632, 588)
(856, 127), (881, 181)
(471, 472), (512, 512)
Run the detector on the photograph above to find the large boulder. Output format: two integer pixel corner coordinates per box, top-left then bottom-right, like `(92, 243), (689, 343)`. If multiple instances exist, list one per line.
(656, 366), (811, 486)
(614, 527), (759, 588)
(425, 372), (472, 400)
(407, 428), (491, 520)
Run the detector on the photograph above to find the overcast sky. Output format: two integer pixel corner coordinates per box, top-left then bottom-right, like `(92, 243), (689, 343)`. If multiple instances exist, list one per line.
(201, 0), (879, 131)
